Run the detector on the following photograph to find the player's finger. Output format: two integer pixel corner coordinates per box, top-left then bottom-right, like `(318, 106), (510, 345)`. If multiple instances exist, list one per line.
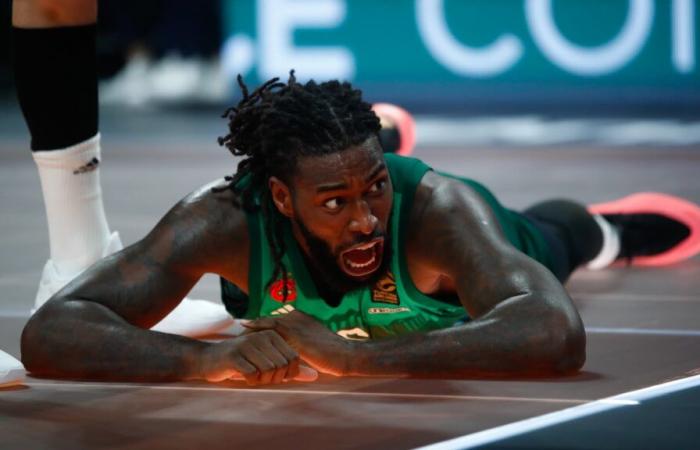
(293, 365), (319, 382)
(228, 363), (317, 383)
(240, 345), (278, 385)
(243, 317), (277, 330)
(229, 364), (317, 383)
(254, 331), (295, 384)
(266, 331), (300, 380)
(229, 356), (259, 385)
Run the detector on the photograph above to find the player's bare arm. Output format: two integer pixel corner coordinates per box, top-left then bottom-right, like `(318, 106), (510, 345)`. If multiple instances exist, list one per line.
(248, 170), (585, 378)
(350, 171), (585, 376)
(21, 182), (301, 385)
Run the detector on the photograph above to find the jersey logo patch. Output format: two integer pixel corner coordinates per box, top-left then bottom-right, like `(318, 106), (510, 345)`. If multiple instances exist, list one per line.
(372, 272), (399, 304)
(269, 274), (297, 302)
(368, 306), (410, 314)
(337, 327), (370, 340)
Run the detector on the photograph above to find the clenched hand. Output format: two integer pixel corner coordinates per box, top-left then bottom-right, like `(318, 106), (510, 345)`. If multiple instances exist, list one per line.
(198, 330), (318, 385)
(244, 311), (354, 376)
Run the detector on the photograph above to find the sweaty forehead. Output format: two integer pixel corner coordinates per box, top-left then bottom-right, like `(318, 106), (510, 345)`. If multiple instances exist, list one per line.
(293, 138), (385, 189)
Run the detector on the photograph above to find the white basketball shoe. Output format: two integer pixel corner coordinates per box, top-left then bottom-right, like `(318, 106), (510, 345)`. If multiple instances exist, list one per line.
(0, 349), (25, 388)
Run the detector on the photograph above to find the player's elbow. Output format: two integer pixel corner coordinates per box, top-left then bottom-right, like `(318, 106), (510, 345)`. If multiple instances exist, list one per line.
(543, 309), (586, 374)
(20, 305), (47, 374)
(20, 297), (71, 375)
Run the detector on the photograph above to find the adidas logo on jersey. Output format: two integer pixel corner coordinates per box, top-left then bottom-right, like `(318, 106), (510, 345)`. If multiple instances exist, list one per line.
(270, 304), (296, 316)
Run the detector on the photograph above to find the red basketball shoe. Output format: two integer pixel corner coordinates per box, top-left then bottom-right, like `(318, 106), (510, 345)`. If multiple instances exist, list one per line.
(588, 192), (700, 266)
(372, 103), (416, 156)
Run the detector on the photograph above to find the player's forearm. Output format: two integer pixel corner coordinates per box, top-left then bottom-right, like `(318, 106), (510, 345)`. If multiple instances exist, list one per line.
(21, 299), (208, 381)
(347, 294), (586, 378)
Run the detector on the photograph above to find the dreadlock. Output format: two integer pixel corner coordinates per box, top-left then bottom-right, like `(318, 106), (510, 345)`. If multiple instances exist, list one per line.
(215, 71), (381, 298)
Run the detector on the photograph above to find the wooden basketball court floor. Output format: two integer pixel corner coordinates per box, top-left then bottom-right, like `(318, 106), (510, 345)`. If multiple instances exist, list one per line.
(1, 104), (699, 449)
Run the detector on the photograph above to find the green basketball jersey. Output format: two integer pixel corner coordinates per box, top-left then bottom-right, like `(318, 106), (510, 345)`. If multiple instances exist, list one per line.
(221, 154), (552, 340)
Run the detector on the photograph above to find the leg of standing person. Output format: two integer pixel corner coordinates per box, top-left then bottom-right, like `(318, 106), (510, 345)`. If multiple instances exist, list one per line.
(13, 0), (114, 308)
(12, 0), (234, 337)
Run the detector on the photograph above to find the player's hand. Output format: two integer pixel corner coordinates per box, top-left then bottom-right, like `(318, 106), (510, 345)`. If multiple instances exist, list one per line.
(244, 311), (352, 376)
(198, 330), (317, 386)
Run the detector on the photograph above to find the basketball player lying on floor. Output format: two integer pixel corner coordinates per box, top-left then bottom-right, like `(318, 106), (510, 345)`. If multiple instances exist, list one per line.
(21, 74), (700, 386)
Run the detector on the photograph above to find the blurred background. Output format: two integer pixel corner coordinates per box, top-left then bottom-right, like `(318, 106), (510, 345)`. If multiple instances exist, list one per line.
(0, 0), (698, 153)
(1, 0), (698, 113)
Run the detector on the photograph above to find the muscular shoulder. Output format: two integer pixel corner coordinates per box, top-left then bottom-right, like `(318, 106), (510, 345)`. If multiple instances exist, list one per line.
(178, 179), (248, 235)
(149, 178), (250, 285)
(406, 171), (509, 276)
(409, 171), (500, 238)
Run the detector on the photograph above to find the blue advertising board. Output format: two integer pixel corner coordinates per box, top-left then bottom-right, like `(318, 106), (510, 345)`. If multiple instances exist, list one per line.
(221, 0), (699, 109)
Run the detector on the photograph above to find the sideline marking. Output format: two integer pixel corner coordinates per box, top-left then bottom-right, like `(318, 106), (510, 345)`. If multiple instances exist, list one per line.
(418, 117), (700, 147)
(573, 293), (700, 303)
(0, 310), (31, 319)
(415, 374), (700, 450)
(586, 326), (700, 337)
(24, 381), (634, 405)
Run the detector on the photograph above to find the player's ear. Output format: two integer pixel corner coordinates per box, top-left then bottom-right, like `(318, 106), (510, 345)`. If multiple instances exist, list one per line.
(269, 176), (294, 218)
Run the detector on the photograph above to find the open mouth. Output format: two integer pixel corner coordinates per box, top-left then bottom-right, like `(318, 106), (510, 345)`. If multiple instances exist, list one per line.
(339, 238), (384, 277)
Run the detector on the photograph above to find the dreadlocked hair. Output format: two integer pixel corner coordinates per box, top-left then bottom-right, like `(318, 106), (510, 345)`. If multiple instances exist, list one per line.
(215, 71), (381, 299)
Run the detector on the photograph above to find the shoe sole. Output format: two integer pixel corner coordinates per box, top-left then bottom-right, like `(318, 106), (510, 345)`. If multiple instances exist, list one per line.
(0, 349), (26, 388)
(588, 192), (700, 266)
(0, 368), (26, 388)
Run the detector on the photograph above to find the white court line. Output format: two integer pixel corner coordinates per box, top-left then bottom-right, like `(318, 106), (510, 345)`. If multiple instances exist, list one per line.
(572, 293), (700, 303)
(415, 374), (700, 450)
(0, 310), (31, 319)
(25, 381), (635, 406)
(418, 117), (700, 147)
(586, 326), (700, 337)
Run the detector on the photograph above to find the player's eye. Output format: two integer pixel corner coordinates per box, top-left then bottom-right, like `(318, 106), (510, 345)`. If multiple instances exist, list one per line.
(368, 179), (386, 193)
(323, 198), (341, 210)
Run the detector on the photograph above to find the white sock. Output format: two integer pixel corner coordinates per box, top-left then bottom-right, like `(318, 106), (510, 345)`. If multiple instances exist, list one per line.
(586, 214), (621, 270)
(32, 134), (112, 279)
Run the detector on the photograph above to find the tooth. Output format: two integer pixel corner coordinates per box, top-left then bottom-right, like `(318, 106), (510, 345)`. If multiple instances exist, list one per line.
(346, 255), (376, 269)
(354, 241), (377, 251)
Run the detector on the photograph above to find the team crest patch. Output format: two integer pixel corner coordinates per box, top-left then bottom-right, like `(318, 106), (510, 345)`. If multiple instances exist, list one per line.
(372, 272), (399, 304)
(269, 274), (297, 302)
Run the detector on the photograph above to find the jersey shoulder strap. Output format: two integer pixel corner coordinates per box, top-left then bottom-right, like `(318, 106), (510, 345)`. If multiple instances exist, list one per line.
(384, 154), (431, 198)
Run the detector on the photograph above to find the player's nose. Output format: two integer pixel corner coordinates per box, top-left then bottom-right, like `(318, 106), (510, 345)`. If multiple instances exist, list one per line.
(348, 201), (378, 235)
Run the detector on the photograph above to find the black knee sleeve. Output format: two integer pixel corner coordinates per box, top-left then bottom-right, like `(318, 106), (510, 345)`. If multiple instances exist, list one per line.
(12, 25), (98, 151)
(525, 199), (603, 280)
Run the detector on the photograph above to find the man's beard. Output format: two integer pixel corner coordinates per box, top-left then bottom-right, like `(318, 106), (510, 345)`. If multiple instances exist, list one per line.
(295, 216), (393, 296)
